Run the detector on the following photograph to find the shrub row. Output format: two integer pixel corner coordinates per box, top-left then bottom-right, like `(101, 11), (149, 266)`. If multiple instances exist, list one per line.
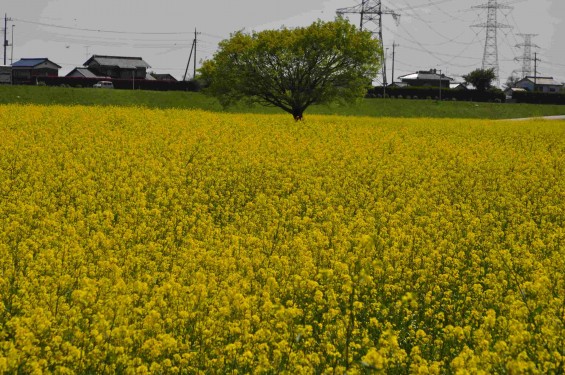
(368, 86), (505, 103)
(33, 76), (201, 92)
(512, 91), (565, 105)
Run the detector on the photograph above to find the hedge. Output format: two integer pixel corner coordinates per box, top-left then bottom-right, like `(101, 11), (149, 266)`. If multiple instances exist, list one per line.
(367, 86), (505, 103)
(32, 76), (201, 92)
(512, 91), (565, 105)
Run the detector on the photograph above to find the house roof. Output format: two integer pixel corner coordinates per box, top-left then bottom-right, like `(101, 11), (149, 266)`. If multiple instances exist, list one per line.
(150, 73), (178, 81)
(387, 82), (408, 88)
(520, 76), (563, 86)
(505, 87), (526, 92)
(398, 70), (453, 82)
(12, 58), (62, 68)
(66, 67), (106, 78)
(84, 55), (151, 69)
(450, 82), (467, 89)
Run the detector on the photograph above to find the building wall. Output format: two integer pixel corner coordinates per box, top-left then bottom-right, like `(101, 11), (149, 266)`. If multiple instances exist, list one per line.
(401, 79), (451, 88)
(542, 85), (561, 93)
(34, 61), (61, 70)
(516, 81), (534, 91)
(0, 66), (11, 84)
(87, 63), (146, 79)
(12, 68), (59, 83)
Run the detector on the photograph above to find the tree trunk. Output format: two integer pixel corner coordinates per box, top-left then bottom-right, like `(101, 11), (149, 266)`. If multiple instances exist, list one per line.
(292, 107), (304, 121)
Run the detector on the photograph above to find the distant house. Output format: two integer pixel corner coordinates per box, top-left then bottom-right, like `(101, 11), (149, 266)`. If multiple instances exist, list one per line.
(11, 58), (61, 83)
(387, 81), (408, 88)
(83, 55), (151, 79)
(398, 69), (453, 87)
(0, 65), (11, 84)
(449, 82), (468, 90)
(66, 67), (108, 79)
(515, 76), (564, 93)
(150, 73), (178, 82)
(504, 87), (526, 100)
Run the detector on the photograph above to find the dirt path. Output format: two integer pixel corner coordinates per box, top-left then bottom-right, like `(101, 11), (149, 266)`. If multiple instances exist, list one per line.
(502, 115), (565, 121)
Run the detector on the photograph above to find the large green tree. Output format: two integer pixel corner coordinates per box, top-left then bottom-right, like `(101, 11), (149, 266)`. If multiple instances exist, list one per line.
(199, 18), (382, 120)
(463, 68), (497, 92)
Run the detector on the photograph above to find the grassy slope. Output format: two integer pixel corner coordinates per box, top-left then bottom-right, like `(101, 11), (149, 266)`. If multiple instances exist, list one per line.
(1, 85), (564, 119)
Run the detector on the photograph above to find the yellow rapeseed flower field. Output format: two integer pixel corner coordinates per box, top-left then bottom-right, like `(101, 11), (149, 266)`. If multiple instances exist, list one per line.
(0, 104), (564, 374)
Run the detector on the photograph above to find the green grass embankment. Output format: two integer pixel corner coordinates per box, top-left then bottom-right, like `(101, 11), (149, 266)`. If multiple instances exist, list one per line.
(1, 85), (564, 119)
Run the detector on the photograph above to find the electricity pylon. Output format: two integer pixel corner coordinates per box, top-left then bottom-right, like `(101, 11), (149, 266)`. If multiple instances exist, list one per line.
(515, 33), (539, 78)
(471, 0), (512, 85)
(337, 0), (400, 86)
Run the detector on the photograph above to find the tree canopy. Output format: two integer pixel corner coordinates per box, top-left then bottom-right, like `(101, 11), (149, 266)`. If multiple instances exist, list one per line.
(199, 18), (382, 120)
(463, 68), (497, 92)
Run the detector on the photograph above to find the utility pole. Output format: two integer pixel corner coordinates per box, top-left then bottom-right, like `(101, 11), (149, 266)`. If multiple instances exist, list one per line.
(183, 39), (196, 81)
(10, 24), (14, 65)
(383, 47), (388, 92)
(439, 69), (442, 101)
(391, 42), (398, 85)
(471, 0), (512, 86)
(533, 52), (540, 92)
(3, 14), (12, 65)
(183, 28), (200, 81)
(337, 1), (400, 87)
(193, 28), (198, 79)
(515, 34), (538, 78)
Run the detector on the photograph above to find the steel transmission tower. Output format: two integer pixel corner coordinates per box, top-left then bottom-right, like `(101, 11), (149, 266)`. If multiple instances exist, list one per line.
(471, 0), (512, 84)
(337, 1), (400, 86)
(515, 34), (539, 78)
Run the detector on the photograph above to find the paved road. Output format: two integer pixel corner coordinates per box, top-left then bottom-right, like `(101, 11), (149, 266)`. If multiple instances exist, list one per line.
(503, 115), (565, 121)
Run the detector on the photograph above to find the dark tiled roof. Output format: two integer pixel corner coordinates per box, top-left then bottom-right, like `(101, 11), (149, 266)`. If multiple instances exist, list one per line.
(85, 55), (150, 69)
(67, 67), (105, 78)
(12, 58), (61, 68)
(151, 73), (177, 81)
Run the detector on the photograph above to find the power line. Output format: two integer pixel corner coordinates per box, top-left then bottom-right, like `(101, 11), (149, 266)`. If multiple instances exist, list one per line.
(394, 0), (476, 44)
(383, 23), (482, 69)
(393, 0), (459, 13)
(13, 18), (194, 35)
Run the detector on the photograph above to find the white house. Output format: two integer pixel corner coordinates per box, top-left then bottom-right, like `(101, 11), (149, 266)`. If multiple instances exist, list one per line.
(504, 87), (526, 100)
(398, 69), (453, 87)
(515, 76), (563, 93)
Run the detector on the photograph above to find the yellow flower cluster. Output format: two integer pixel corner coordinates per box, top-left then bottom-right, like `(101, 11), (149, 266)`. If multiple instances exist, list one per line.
(0, 104), (564, 373)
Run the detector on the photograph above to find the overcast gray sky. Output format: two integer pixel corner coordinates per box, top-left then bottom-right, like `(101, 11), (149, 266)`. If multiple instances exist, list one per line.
(3, 0), (564, 85)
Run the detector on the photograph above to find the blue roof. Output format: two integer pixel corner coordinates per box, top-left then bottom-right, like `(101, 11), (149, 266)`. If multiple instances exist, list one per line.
(12, 58), (61, 68)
